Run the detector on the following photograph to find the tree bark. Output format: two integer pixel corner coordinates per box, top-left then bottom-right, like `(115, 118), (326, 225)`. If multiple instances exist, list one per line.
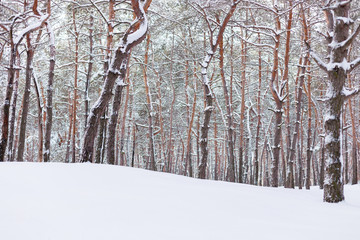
(33, 73), (44, 162)
(81, 0), (150, 163)
(306, 65), (312, 190)
(283, 1), (293, 188)
(219, 30), (235, 183)
(106, 83), (125, 165)
(44, 23), (55, 163)
(17, 37), (34, 162)
(7, 53), (20, 162)
(84, 15), (93, 130)
(313, 0), (360, 202)
(0, 44), (17, 162)
(71, 6), (79, 163)
(269, 9), (282, 187)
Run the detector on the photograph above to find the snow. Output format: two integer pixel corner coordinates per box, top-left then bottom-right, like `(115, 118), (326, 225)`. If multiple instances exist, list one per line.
(341, 86), (358, 97)
(326, 58), (351, 71)
(204, 105), (214, 112)
(0, 162), (360, 240)
(119, 3), (148, 53)
(115, 78), (127, 86)
(13, 15), (49, 45)
(336, 17), (353, 25)
(325, 132), (336, 145)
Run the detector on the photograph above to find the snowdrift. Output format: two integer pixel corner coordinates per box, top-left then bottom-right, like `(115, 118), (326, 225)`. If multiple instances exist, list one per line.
(0, 162), (359, 240)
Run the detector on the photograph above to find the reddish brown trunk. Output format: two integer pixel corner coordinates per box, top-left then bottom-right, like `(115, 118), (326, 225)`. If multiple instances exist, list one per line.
(72, 6), (79, 163)
(81, 1), (150, 163)
(219, 31), (235, 183)
(17, 36), (35, 162)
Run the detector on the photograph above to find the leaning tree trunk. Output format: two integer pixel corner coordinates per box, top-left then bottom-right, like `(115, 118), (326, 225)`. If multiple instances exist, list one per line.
(197, 1), (239, 180)
(33, 73), (44, 162)
(95, 0), (115, 164)
(81, 0), (150, 163)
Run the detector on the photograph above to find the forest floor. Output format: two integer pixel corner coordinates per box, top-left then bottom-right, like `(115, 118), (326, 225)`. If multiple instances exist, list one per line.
(0, 162), (359, 240)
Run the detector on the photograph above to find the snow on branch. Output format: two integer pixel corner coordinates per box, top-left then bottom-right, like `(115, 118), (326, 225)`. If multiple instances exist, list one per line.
(349, 57), (360, 72)
(341, 87), (360, 100)
(119, 0), (149, 53)
(323, 0), (352, 10)
(13, 14), (49, 45)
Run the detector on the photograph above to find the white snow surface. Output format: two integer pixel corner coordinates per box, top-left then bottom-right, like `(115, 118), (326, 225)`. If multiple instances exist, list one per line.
(0, 162), (359, 240)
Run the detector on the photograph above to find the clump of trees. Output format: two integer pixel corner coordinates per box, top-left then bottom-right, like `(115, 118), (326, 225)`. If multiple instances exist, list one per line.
(1, 0), (360, 203)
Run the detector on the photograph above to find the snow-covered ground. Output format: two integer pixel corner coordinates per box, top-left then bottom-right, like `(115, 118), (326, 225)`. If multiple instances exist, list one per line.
(0, 162), (359, 240)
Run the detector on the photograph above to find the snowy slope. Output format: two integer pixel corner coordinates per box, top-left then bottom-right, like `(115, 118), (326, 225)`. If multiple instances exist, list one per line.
(0, 162), (359, 240)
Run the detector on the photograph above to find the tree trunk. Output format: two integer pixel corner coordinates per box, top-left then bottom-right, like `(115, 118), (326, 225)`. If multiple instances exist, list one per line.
(7, 54), (20, 162)
(81, 0), (149, 163)
(33, 73), (44, 162)
(71, 6), (79, 163)
(318, 0), (359, 202)
(0, 46), (17, 162)
(119, 75), (130, 166)
(106, 83), (125, 165)
(106, 53), (130, 165)
(84, 15), (93, 130)
(17, 39), (34, 162)
(44, 23), (55, 163)
(306, 66), (312, 190)
(254, 31), (262, 186)
(238, 37), (246, 184)
(348, 88), (358, 184)
(270, 10), (282, 187)
(283, 1), (293, 188)
(143, 35), (156, 171)
(219, 31), (235, 182)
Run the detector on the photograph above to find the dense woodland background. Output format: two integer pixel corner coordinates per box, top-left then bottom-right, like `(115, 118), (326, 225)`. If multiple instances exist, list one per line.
(1, 0), (360, 201)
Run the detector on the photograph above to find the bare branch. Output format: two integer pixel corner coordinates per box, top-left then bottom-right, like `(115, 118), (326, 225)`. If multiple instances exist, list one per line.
(89, 0), (109, 25)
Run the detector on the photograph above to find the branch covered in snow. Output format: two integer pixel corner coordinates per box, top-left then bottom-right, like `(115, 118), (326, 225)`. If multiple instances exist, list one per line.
(323, 0), (352, 10)
(342, 87), (360, 100)
(116, 0), (150, 53)
(349, 57), (360, 72)
(13, 14), (49, 46)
